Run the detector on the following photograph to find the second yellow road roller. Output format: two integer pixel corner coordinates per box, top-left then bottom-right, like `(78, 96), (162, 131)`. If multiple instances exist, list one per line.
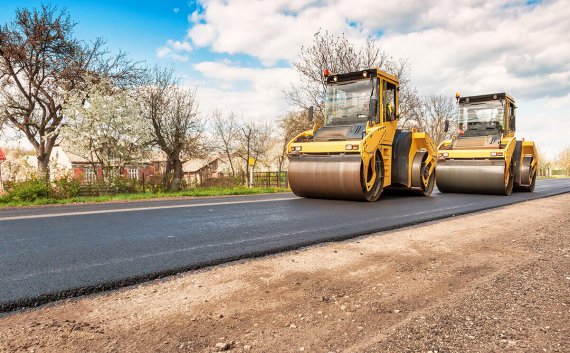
(286, 68), (438, 201)
(436, 92), (538, 195)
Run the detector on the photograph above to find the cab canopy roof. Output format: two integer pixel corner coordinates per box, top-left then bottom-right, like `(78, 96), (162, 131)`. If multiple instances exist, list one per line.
(459, 92), (514, 104)
(325, 68), (399, 84)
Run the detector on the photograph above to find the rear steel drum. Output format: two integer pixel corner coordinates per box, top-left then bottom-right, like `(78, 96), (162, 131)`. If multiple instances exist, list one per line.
(436, 159), (509, 195)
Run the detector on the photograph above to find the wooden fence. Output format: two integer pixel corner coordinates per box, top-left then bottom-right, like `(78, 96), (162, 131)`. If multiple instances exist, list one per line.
(252, 171), (288, 188)
(76, 171), (289, 195)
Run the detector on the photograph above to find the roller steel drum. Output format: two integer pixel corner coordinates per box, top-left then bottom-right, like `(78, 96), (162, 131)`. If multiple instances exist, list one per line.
(436, 159), (508, 195)
(288, 154), (368, 201)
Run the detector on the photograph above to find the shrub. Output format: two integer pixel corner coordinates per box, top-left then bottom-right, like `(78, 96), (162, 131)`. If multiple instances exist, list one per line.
(110, 176), (137, 194)
(53, 175), (81, 198)
(140, 175), (164, 193)
(202, 176), (243, 188)
(3, 178), (51, 202)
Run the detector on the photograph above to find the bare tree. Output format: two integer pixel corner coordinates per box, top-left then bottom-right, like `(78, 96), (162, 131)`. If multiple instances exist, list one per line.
(277, 109), (312, 170)
(391, 64), (423, 131)
(211, 110), (238, 177)
(279, 110), (313, 149)
(557, 146), (570, 175)
(535, 146), (550, 176)
(138, 67), (203, 191)
(285, 30), (419, 128)
(0, 5), (139, 179)
(416, 95), (457, 144)
(236, 121), (272, 185)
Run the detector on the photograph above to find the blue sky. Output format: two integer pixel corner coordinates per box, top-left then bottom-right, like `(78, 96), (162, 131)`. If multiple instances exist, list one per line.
(0, 1), (196, 71)
(1, 0), (568, 159)
(0, 1), (281, 83)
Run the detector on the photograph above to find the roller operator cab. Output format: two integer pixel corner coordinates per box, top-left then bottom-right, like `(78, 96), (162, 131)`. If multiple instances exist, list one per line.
(286, 68), (438, 201)
(436, 93), (538, 195)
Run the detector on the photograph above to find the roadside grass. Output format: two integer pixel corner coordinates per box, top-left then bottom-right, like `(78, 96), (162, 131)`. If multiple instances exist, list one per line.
(0, 186), (289, 208)
(538, 175), (569, 180)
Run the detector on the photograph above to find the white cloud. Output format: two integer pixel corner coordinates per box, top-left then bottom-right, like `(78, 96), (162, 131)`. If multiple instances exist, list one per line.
(517, 94), (570, 160)
(379, 0), (570, 100)
(191, 61), (297, 119)
(187, 0), (368, 66)
(167, 0), (570, 156)
(156, 46), (172, 59)
(187, 23), (217, 47)
(156, 39), (192, 62)
(168, 39), (192, 52)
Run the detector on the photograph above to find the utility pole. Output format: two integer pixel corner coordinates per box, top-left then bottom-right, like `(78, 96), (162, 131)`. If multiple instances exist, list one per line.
(248, 157), (255, 188)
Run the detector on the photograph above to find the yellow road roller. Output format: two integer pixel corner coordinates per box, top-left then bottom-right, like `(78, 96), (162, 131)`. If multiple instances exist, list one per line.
(286, 68), (438, 201)
(436, 92), (538, 195)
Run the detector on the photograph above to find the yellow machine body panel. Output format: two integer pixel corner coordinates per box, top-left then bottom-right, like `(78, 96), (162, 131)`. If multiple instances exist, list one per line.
(436, 93), (538, 195)
(287, 69), (437, 201)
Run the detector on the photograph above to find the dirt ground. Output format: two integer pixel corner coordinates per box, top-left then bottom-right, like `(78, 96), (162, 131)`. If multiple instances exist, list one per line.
(1, 194), (569, 353)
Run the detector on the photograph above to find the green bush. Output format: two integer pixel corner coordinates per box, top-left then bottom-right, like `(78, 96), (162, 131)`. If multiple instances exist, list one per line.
(140, 175), (165, 193)
(53, 175), (81, 198)
(110, 176), (137, 194)
(201, 176), (243, 188)
(3, 178), (51, 202)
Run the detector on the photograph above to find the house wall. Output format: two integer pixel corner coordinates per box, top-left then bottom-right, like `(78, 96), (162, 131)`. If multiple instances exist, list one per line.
(51, 147), (73, 170)
(71, 163), (165, 182)
(185, 172), (201, 185)
(52, 148), (234, 186)
(73, 167), (84, 180)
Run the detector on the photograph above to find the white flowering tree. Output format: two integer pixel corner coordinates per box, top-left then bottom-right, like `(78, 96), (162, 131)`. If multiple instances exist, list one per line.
(63, 79), (150, 182)
(0, 6), (139, 180)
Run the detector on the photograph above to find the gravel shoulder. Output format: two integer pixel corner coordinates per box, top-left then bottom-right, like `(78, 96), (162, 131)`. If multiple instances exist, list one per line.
(1, 194), (569, 353)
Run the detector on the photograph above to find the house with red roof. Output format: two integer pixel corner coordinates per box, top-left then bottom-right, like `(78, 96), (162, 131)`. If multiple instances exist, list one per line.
(51, 145), (225, 185)
(50, 145), (165, 182)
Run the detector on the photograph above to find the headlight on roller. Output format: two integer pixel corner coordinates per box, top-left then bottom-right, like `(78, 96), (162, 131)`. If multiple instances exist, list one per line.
(345, 144), (359, 150)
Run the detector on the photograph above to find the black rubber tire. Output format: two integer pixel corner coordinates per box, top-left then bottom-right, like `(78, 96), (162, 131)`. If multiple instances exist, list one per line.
(503, 163), (514, 196)
(420, 169), (435, 196)
(417, 152), (435, 196)
(361, 151), (384, 202)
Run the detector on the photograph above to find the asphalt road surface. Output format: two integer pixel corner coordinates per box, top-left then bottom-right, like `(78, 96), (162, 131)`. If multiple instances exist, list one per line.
(1, 178), (570, 312)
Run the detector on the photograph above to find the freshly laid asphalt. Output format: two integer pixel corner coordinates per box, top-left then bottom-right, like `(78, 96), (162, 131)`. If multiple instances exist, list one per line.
(1, 178), (569, 312)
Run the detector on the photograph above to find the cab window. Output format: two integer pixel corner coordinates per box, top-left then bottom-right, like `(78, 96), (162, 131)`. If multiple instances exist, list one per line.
(383, 81), (397, 121)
